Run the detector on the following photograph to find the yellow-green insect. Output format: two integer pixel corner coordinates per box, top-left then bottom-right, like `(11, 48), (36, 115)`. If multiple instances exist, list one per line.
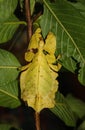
(20, 28), (61, 112)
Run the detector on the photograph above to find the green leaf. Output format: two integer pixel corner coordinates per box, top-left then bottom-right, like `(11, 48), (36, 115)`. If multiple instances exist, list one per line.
(0, 124), (13, 130)
(0, 1), (26, 43)
(0, 80), (21, 108)
(68, 0), (85, 17)
(66, 94), (85, 119)
(0, 124), (22, 130)
(40, 0), (85, 85)
(0, 0), (18, 22)
(78, 121), (85, 130)
(30, 0), (35, 15)
(0, 49), (21, 108)
(19, 0), (24, 11)
(0, 49), (20, 84)
(50, 92), (76, 127)
(0, 15), (19, 43)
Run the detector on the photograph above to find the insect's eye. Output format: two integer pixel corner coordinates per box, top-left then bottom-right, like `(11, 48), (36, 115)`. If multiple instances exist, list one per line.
(32, 48), (38, 53)
(43, 50), (49, 55)
(28, 48), (38, 54)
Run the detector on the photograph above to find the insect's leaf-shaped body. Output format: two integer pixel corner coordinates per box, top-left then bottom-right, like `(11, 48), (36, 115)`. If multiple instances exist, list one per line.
(20, 28), (61, 112)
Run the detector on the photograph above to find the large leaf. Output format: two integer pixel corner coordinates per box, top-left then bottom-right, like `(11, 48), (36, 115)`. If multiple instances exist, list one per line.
(66, 94), (85, 119)
(0, 15), (19, 43)
(40, 0), (85, 85)
(0, 124), (22, 130)
(0, 80), (21, 108)
(30, 0), (35, 15)
(50, 92), (76, 126)
(68, 0), (85, 17)
(0, 49), (21, 108)
(0, 124), (12, 130)
(78, 121), (85, 130)
(0, 0), (26, 43)
(0, 0), (18, 22)
(0, 15), (26, 43)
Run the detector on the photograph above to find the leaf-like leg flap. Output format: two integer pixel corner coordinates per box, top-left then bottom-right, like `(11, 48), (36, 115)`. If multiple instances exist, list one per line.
(49, 63), (62, 72)
(45, 54), (56, 64)
(25, 28), (42, 62)
(44, 32), (56, 54)
(19, 63), (31, 71)
(25, 51), (34, 62)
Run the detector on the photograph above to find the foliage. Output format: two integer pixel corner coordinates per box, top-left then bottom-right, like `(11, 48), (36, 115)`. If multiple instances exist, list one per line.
(0, 49), (21, 108)
(0, 0), (85, 129)
(78, 121), (85, 130)
(40, 0), (85, 85)
(0, 124), (21, 130)
(66, 94), (85, 119)
(0, 0), (26, 43)
(51, 92), (76, 126)
(66, 94), (85, 129)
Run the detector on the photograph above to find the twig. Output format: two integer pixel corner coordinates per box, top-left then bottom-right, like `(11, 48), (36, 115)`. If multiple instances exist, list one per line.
(32, 11), (42, 23)
(35, 112), (41, 130)
(25, 0), (32, 41)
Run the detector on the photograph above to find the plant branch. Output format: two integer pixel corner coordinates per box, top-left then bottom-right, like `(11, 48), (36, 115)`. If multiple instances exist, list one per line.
(25, 0), (32, 41)
(32, 11), (42, 23)
(35, 112), (41, 130)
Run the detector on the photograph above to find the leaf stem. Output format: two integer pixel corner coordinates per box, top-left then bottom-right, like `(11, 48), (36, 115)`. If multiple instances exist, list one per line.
(35, 112), (41, 130)
(25, 0), (32, 41)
